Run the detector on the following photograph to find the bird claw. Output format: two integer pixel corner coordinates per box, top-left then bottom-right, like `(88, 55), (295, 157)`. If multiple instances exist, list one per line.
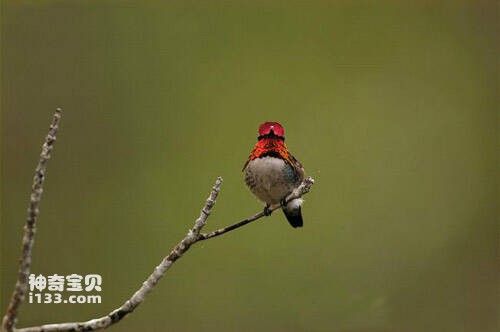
(280, 198), (287, 207)
(263, 204), (273, 216)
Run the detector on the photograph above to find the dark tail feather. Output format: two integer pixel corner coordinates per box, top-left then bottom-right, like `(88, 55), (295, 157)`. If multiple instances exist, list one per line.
(283, 206), (303, 228)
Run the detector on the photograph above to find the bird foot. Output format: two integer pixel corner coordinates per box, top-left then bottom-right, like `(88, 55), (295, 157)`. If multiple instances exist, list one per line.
(263, 204), (273, 216)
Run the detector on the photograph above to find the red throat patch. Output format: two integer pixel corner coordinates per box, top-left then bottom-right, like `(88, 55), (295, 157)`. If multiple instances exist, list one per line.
(243, 138), (293, 170)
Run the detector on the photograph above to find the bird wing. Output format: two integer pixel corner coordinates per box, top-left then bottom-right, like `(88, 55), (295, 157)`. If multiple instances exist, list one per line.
(288, 153), (305, 182)
(242, 146), (257, 171)
(242, 157), (251, 172)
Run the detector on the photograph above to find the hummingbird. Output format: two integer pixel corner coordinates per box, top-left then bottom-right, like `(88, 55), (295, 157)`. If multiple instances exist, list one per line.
(243, 122), (305, 228)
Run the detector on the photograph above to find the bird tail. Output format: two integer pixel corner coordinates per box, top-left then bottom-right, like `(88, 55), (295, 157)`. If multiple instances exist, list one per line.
(283, 198), (303, 228)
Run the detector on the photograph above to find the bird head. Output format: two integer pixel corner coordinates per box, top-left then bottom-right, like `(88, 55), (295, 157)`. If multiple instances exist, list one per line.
(258, 122), (285, 140)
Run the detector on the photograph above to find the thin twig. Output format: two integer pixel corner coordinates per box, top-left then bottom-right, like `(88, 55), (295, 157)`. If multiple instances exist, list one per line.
(198, 176), (315, 240)
(14, 177), (223, 332)
(2, 109), (62, 332)
(12, 176), (314, 332)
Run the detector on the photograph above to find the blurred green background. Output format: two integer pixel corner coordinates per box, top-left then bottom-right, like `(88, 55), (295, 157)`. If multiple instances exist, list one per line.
(1, 1), (498, 331)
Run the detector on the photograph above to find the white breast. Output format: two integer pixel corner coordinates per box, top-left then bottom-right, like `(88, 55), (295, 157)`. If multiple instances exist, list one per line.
(244, 156), (296, 205)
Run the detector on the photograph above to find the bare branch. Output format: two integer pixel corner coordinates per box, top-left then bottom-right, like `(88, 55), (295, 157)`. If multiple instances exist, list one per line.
(11, 175), (314, 332)
(2, 109), (62, 332)
(198, 176), (315, 240)
(14, 177), (223, 332)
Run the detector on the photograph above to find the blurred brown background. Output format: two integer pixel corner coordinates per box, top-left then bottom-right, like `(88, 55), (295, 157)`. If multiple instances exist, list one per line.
(1, 1), (498, 331)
